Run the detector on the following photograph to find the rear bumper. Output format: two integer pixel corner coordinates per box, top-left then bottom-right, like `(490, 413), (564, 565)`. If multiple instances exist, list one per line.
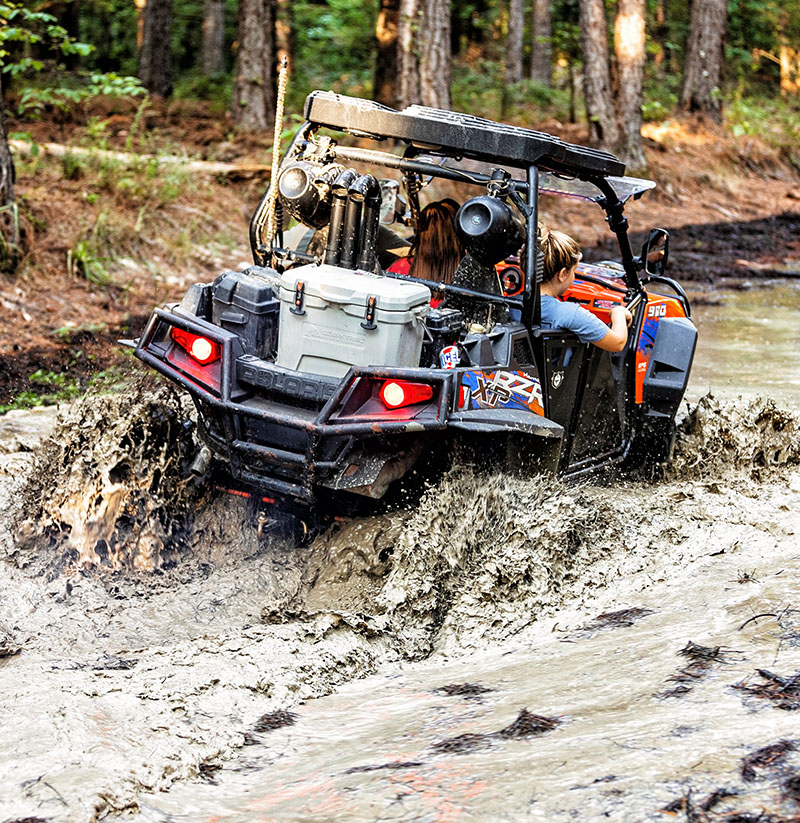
(134, 307), (455, 501)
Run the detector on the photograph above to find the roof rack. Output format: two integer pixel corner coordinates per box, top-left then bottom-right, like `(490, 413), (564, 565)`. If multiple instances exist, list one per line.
(304, 90), (626, 178)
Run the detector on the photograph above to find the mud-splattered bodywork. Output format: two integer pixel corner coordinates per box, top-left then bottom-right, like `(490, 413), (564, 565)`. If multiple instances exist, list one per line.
(134, 91), (697, 512)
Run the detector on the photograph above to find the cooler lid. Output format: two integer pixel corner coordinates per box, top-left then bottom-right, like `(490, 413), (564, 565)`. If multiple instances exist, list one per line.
(280, 264), (431, 311)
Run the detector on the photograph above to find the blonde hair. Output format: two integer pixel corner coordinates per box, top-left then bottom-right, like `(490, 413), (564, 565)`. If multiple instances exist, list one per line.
(539, 224), (581, 282)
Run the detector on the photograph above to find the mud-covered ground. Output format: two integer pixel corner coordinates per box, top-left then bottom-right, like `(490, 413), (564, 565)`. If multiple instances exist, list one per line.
(1, 379), (799, 822)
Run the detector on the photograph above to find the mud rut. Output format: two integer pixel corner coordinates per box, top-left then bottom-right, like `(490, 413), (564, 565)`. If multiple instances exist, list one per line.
(1, 383), (799, 822)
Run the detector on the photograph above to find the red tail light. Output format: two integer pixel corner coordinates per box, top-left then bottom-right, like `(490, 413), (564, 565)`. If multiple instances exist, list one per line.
(379, 380), (434, 409)
(171, 327), (220, 365)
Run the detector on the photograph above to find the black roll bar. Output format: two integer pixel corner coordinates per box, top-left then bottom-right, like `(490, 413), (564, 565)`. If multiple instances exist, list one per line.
(250, 122), (641, 318)
(523, 165), (539, 328)
(593, 176), (641, 295)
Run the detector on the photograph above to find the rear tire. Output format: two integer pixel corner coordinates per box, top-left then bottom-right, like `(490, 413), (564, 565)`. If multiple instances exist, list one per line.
(625, 416), (676, 471)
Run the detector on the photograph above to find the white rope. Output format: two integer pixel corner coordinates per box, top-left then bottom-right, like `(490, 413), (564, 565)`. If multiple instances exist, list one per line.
(265, 55), (289, 258)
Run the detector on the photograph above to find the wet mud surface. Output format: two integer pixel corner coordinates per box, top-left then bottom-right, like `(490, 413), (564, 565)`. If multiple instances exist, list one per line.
(588, 212), (800, 283)
(1, 376), (799, 821)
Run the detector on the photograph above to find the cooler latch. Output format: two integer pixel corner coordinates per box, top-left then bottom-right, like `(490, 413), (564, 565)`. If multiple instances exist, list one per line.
(290, 280), (306, 316)
(361, 295), (378, 330)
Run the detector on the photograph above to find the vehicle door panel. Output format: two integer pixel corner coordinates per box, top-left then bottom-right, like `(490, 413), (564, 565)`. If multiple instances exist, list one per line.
(540, 331), (625, 472)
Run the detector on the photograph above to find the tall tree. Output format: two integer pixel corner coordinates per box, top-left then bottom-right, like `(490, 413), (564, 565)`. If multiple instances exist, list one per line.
(201, 0), (225, 76)
(374, 0), (402, 107)
(530, 0), (552, 86)
(652, 0), (667, 77)
(233, 0), (276, 131)
(614, 0), (646, 170)
(505, 0), (525, 85)
(139, 0), (173, 98)
(679, 0), (727, 121)
(398, 0), (452, 109)
(0, 70), (20, 270)
(778, 9), (800, 94)
(579, 0), (618, 149)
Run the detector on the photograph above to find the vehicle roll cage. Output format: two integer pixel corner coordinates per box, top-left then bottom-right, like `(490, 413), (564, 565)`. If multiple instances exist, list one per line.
(250, 112), (644, 331)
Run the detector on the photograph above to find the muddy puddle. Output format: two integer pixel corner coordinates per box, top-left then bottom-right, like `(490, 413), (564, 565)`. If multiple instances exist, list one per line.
(0, 287), (799, 823)
(687, 281), (800, 406)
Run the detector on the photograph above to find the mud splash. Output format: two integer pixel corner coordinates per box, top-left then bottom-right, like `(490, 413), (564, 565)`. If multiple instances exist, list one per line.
(375, 470), (623, 656)
(12, 379), (199, 576)
(670, 393), (800, 480)
(2, 388), (799, 821)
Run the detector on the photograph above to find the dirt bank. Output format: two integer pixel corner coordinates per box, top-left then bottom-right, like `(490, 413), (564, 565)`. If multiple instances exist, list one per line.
(1, 387), (799, 820)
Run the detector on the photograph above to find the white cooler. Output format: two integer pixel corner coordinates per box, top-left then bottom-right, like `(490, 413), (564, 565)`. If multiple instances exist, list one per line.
(276, 264), (431, 377)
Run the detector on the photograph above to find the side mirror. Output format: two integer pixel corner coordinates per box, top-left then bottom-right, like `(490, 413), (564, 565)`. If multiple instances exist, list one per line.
(640, 228), (669, 277)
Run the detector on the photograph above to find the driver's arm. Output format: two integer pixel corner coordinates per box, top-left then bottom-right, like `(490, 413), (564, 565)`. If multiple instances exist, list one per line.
(594, 305), (633, 352)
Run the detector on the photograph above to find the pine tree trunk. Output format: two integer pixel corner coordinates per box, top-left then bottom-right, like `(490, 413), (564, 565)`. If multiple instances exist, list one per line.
(679, 0), (727, 122)
(0, 71), (21, 271)
(374, 0), (401, 107)
(505, 0), (524, 86)
(201, 0), (225, 76)
(419, 0), (452, 108)
(653, 0), (666, 77)
(399, 0), (451, 109)
(579, 0), (618, 149)
(135, 0), (146, 50)
(232, 0), (276, 132)
(530, 0), (552, 86)
(139, 0), (173, 98)
(398, 0), (421, 108)
(614, 0), (646, 170)
(779, 46), (800, 94)
(778, 12), (800, 94)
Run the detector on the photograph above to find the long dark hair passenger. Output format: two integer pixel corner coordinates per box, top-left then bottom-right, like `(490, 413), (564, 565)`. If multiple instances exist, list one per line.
(409, 199), (463, 285)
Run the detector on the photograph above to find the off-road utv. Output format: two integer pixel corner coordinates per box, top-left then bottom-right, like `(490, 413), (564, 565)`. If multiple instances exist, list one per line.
(134, 91), (697, 530)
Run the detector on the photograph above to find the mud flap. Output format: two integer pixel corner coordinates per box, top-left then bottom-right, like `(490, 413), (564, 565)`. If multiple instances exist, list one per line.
(322, 439), (427, 499)
(448, 409), (564, 474)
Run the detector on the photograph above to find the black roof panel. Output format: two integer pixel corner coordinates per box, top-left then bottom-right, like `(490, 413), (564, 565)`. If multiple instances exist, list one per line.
(304, 91), (626, 178)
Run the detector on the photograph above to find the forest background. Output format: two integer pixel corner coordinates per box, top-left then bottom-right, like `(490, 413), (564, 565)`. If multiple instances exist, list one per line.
(0, 0), (798, 410)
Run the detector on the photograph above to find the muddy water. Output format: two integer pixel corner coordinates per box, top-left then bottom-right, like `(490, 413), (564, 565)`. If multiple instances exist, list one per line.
(128, 483), (800, 822)
(0, 288), (799, 823)
(687, 281), (800, 405)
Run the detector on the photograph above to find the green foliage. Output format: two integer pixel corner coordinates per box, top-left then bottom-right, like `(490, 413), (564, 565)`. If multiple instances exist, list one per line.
(725, 96), (800, 149)
(288, 0), (379, 107)
(451, 58), (503, 118)
(642, 70), (680, 122)
(67, 234), (113, 287)
(1, 2), (144, 118)
(725, 0), (783, 90)
(172, 70), (233, 110)
(0, 365), (130, 414)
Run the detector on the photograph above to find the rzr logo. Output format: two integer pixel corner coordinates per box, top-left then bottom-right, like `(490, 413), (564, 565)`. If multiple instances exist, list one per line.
(551, 370), (564, 389)
(461, 369), (544, 415)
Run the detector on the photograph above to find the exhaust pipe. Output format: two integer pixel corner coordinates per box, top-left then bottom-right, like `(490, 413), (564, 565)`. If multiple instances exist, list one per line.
(339, 177), (365, 269)
(190, 446), (211, 478)
(325, 168), (358, 266)
(351, 175), (382, 272)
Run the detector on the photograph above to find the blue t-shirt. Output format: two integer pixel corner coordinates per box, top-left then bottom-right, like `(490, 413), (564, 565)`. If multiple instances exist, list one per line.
(540, 295), (609, 343)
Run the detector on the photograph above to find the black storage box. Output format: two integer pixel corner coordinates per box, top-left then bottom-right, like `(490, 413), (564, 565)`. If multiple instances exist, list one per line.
(212, 269), (280, 359)
(422, 308), (464, 367)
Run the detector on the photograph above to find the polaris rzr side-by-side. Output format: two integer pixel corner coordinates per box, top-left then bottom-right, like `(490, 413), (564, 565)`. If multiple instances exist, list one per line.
(133, 91), (697, 532)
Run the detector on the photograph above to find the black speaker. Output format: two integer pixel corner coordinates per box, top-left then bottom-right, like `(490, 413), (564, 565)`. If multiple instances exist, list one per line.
(456, 195), (525, 265)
